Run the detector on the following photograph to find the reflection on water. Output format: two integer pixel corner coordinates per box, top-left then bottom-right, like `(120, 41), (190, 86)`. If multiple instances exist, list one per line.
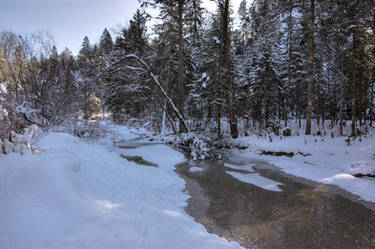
(176, 160), (375, 249)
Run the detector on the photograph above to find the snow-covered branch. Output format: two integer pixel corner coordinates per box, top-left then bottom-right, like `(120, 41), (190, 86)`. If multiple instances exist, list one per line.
(110, 53), (190, 133)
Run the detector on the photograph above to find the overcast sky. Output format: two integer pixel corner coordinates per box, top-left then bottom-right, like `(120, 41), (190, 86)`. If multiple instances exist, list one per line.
(0, 0), (243, 54)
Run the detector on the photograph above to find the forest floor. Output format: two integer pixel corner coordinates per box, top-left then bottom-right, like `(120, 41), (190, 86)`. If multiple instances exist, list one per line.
(231, 126), (375, 203)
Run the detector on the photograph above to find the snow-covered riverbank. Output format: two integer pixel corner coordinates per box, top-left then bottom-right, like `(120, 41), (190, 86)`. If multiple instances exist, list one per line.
(233, 127), (375, 203)
(0, 123), (242, 249)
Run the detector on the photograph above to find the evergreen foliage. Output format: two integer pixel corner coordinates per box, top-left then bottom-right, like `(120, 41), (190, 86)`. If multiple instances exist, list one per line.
(1, 1), (374, 139)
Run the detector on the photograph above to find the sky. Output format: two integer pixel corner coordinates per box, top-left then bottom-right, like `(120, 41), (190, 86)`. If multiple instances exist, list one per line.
(0, 0), (243, 54)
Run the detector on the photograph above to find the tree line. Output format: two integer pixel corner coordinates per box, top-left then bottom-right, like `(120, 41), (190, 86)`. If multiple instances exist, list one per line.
(0, 0), (374, 141)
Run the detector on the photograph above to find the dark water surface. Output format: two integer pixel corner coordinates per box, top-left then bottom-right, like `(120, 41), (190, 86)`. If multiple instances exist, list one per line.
(176, 159), (375, 249)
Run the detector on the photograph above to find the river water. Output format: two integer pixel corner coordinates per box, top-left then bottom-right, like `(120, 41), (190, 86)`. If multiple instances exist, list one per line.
(117, 137), (375, 249)
(175, 159), (375, 249)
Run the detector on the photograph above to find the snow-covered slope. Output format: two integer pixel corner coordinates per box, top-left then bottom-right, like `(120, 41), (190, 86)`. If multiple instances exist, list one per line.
(0, 125), (242, 249)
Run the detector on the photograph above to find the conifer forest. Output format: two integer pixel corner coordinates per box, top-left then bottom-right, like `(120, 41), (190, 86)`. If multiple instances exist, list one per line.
(1, 0), (374, 140)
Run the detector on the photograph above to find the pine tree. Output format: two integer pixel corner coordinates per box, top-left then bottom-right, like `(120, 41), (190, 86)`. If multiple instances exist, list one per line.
(104, 9), (150, 121)
(77, 36), (98, 118)
(238, 0), (249, 45)
(99, 28), (113, 56)
(117, 10), (148, 56)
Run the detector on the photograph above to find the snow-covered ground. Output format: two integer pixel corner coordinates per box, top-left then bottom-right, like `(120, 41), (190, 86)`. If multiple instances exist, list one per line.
(233, 127), (375, 203)
(1, 120), (374, 249)
(0, 123), (242, 249)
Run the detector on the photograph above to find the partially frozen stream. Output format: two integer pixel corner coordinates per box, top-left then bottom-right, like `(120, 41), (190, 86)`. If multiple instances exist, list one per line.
(117, 135), (375, 249)
(176, 159), (375, 249)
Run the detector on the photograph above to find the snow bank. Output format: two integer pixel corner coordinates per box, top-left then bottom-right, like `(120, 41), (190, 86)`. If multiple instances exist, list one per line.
(234, 129), (375, 203)
(0, 125), (242, 249)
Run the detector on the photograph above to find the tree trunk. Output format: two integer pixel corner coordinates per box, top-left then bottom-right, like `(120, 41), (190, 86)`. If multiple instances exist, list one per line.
(217, 104), (222, 139)
(177, 0), (186, 133)
(339, 83), (344, 135)
(101, 98), (105, 119)
(371, 80), (374, 127)
(207, 104), (212, 123)
(305, 0), (315, 135)
(159, 100), (177, 135)
(285, 8), (293, 128)
(371, 6), (375, 127)
(351, 30), (357, 137)
(161, 101), (167, 134)
(222, 0), (238, 138)
(265, 100), (269, 128)
(278, 92), (281, 124)
(298, 99), (302, 129)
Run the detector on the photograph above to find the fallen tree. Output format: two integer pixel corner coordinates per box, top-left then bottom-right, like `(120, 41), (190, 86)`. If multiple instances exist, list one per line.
(107, 53), (190, 133)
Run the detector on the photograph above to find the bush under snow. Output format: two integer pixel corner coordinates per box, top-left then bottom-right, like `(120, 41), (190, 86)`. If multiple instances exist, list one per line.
(0, 125), (41, 155)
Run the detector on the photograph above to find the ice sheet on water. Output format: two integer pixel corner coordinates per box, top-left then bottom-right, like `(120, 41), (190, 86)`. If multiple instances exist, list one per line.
(226, 170), (283, 192)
